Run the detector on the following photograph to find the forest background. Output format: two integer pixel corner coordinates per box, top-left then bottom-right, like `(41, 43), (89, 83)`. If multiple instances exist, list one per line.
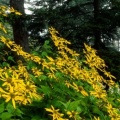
(1, 0), (120, 80)
(0, 0), (120, 120)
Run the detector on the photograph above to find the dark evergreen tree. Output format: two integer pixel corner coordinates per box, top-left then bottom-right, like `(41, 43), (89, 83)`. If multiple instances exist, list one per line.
(10, 0), (30, 53)
(26, 0), (120, 50)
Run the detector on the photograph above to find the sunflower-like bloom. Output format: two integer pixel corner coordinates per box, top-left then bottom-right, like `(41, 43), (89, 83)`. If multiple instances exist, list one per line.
(45, 105), (67, 120)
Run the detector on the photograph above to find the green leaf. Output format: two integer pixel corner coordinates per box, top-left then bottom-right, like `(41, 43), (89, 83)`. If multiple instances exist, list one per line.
(32, 51), (40, 56)
(2, 62), (9, 67)
(6, 103), (14, 114)
(0, 42), (4, 49)
(40, 85), (51, 96)
(0, 103), (5, 113)
(60, 100), (81, 111)
(44, 40), (49, 45)
(0, 112), (12, 120)
(40, 75), (47, 80)
(92, 105), (104, 116)
(31, 115), (42, 120)
(13, 108), (23, 117)
(27, 61), (36, 70)
(7, 56), (14, 62)
(76, 106), (82, 112)
(41, 52), (48, 57)
(30, 74), (37, 81)
(59, 100), (71, 110)
(68, 100), (80, 111)
(55, 72), (63, 79)
(6, 103), (23, 117)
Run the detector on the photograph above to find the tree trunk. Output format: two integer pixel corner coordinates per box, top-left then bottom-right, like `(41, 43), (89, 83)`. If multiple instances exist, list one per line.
(93, 0), (104, 49)
(10, 0), (30, 53)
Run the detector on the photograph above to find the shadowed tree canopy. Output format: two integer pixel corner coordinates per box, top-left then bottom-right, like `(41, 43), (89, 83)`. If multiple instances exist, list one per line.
(26, 0), (120, 50)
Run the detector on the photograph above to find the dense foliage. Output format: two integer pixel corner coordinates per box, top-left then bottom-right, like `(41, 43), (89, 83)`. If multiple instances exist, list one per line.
(98, 48), (120, 83)
(0, 5), (120, 120)
(26, 0), (120, 49)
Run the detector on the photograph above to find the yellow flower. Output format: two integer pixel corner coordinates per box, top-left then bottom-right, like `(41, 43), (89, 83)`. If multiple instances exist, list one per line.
(15, 11), (22, 15)
(9, 7), (15, 12)
(104, 71), (116, 80)
(47, 72), (56, 79)
(32, 67), (43, 77)
(24, 81), (41, 100)
(25, 81), (36, 92)
(45, 105), (65, 120)
(1, 73), (13, 87)
(0, 64), (43, 108)
(65, 81), (71, 88)
(94, 116), (100, 120)
(0, 6), (6, 9)
(66, 110), (79, 119)
(105, 103), (117, 114)
(90, 89), (107, 100)
(49, 66), (56, 73)
(109, 112), (120, 120)
(72, 82), (88, 96)
(84, 43), (106, 70)
(47, 56), (54, 62)
(17, 95), (32, 105)
(0, 23), (7, 33)
(0, 87), (19, 108)
(0, 71), (24, 89)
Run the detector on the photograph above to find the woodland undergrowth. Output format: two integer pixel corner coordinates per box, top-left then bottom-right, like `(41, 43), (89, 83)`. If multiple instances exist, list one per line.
(0, 5), (120, 120)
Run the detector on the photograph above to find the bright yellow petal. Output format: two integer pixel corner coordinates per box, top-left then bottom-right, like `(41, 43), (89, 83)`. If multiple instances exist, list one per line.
(45, 108), (53, 113)
(12, 98), (16, 108)
(5, 96), (11, 102)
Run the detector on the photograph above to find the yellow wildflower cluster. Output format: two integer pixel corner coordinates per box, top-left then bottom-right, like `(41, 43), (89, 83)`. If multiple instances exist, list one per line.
(45, 105), (68, 120)
(82, 42), (120, 119)
(0, 5), (22, 17)
(66, 110), (80, 120)
(0, 23), (7, 33)
(45, 105), (80, 120)
(0, 6), (42, 108)
(46, 28), (120, 119)
(65, 82), (88, 96)
(83, 43), (105, 70)
(83, 43), (117, 101)
(49, 27), (115, 87)
(0, 61), (41, 108)
(105, 103), (120, 120)
(0, 24), (120, 119)
(49, 27), (79, 58)
(0, 5), (120, 119)
(0, 36), (41, 64)
(0, 6), (22, 37)
(32, 67), (43, 77)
